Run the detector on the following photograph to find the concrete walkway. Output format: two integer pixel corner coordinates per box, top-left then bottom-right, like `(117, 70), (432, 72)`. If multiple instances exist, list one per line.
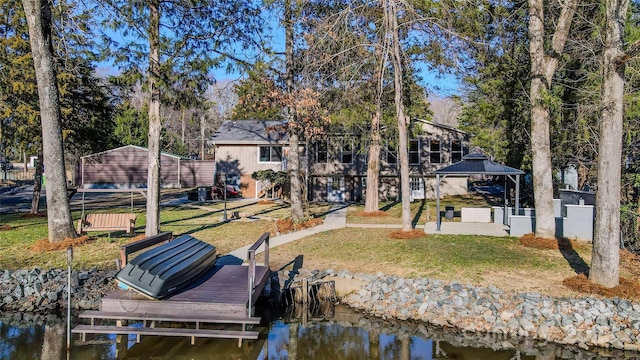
(227, 204), (348, 261)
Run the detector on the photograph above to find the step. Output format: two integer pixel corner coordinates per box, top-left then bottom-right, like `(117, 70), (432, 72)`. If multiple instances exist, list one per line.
(72, 325), (259, 340)
(78, 310), (261, 325)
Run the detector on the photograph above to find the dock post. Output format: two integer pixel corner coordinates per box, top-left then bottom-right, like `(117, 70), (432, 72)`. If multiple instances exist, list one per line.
(302, 278), (308, 305)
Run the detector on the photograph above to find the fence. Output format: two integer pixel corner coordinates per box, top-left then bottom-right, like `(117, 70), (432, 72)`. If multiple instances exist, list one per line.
(620, 207), (640, 255)
(1, 169), (35, 182)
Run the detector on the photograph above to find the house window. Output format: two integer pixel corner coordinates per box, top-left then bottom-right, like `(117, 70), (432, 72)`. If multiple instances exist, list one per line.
(410, 177), (423, 191)
(259, 146), (283, 162)
(409, 139), (420, 165)
(451, 139), (463, 163)
(341, 139), (353, 164)
(386, 144), (397, 164)
(315, 140), (328, 163)
(429, 140), (441, 164)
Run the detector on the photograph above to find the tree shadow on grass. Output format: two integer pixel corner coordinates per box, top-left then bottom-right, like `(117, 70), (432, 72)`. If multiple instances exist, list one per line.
(558, 238), (590, 275)
(411, 199), (425, 228)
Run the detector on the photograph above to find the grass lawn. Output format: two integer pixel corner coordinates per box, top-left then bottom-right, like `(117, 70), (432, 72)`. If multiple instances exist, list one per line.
(2, 200), (636, 299)
(0, 200), (330, 270)
(347, 195), (497, 224)
(267, 227), (599, 297)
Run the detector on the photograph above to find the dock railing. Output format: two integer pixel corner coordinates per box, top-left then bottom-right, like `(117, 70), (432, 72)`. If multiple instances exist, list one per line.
(246, 232), (270, 316)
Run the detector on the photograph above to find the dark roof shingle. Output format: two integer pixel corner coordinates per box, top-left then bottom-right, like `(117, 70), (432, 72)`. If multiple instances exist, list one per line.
(209, 120), (289, 145)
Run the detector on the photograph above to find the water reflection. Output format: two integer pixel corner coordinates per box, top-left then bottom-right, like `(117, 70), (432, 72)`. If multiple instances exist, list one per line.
(0, 306), (637, 359)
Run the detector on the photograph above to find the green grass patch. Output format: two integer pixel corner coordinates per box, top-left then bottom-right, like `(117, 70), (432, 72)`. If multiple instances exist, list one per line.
(270, 228), (576, 282)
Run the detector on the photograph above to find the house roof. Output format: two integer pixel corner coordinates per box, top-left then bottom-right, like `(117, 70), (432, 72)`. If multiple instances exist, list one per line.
(414, 118), (468, 135)
(80, 145), (188, 160)
(435, 152), (524, 175)
(208, 120), (289, 145)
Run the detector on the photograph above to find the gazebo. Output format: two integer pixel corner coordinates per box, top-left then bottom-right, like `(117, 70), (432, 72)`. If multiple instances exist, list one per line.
(434, 152), (525, 231)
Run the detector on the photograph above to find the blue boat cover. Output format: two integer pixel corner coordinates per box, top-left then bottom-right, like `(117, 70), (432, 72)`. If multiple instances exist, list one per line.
(116, 235), (217, 299)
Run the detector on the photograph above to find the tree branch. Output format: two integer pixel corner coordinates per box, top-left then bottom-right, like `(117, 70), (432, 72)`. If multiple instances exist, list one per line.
(615, 39), (640, 65)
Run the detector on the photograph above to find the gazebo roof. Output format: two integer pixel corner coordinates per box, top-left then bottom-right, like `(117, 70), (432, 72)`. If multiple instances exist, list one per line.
(435, 152), (525, 176)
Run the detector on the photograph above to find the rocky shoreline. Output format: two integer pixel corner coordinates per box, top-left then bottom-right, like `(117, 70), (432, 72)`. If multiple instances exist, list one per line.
(3, 266), (639, 353)
(324, 270), (640, 352)
(0, 268), (116, 313)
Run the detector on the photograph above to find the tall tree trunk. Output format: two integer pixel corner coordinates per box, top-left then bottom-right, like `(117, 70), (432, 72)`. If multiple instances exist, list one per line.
(22, 0), (76, 241)
(387, 0), (411, 231)
(528, 0), (577, 239)
(31, 152), (43, 214)
(364, 45), (387, 213)
(285, 0), (304, 220)
(146, 0), (161, 236)
(364, 111), (381, 212)
(590, 0), (628, 288)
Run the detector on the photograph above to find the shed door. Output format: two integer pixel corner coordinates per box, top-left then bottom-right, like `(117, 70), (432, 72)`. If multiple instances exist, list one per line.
(410, 177), (425, 201)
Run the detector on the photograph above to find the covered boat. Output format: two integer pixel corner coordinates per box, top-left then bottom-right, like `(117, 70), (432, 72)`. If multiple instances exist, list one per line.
(116, 235), (217, 299)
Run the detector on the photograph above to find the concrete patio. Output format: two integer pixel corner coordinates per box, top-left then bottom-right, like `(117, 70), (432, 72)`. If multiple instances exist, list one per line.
(423, 221), (512, 237)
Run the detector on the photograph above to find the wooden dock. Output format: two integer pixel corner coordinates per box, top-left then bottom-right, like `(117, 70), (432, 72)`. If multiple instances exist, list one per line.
(73, 232), (272, 345)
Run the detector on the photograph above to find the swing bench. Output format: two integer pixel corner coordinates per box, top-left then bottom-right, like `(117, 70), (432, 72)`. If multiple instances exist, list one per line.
(75, 188), (145, 235)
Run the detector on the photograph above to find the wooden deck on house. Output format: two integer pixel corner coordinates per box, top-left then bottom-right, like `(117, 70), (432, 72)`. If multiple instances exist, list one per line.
(73, 232), (272, 345)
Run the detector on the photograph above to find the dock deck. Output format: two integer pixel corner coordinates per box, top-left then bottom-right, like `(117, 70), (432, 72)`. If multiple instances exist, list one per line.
(73, 232), (272, 344)
(100, 263), (270, 316)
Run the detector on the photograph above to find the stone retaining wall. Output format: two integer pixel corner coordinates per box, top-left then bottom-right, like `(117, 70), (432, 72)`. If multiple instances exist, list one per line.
(333, 271), (640, 352)
(5, 266), (640, 353)
(0, 268), (116, 313)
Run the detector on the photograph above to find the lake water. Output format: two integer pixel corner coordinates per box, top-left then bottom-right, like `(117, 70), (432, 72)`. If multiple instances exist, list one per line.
(0, 304), (633, 359)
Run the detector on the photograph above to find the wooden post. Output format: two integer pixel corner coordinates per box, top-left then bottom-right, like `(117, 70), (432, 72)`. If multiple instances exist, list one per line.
(302, 278), (308, 305)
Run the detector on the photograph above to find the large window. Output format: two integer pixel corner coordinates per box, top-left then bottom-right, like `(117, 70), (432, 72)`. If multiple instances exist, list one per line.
(386, 144), (397, 164)
(259, 145), (283, 162)
(341, 139), (354, 163)
(409, 139), (420, 165)
(315, 140), (328, 163)
(429, 139), (441, 164)
(451, 139), (463, 163)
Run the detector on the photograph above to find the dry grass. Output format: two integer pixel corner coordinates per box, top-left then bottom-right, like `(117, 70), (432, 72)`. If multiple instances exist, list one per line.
(0, 224), (12, 231)
(388, 229), (426, 239)
(354, 211), (388, 217)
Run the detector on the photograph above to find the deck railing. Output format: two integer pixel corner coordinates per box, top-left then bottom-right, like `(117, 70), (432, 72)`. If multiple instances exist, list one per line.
(246, 232), (270, 316)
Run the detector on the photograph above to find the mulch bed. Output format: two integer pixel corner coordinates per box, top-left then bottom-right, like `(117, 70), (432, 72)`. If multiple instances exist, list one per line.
(389, 229), (426, 239)
(29, 236), (92, 252)
(0, 225), (12, 231)
(276, 217), (323, 234)
(520, 234), (640, 300)
(563, 274), (640, 301)
(519, 233), (589, 250)
(257, 200), (276, 205)
(20, 212), (46, 218)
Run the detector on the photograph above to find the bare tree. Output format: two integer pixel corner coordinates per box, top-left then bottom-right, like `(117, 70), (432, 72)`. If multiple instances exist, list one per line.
(590, 0), (640, 287)
(528, 0), (577, 239)
(386, 0), (412, 231)
(145, 0), (161, 236)
(285, 0), (304, 220)
(22, 0), (76, 242)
